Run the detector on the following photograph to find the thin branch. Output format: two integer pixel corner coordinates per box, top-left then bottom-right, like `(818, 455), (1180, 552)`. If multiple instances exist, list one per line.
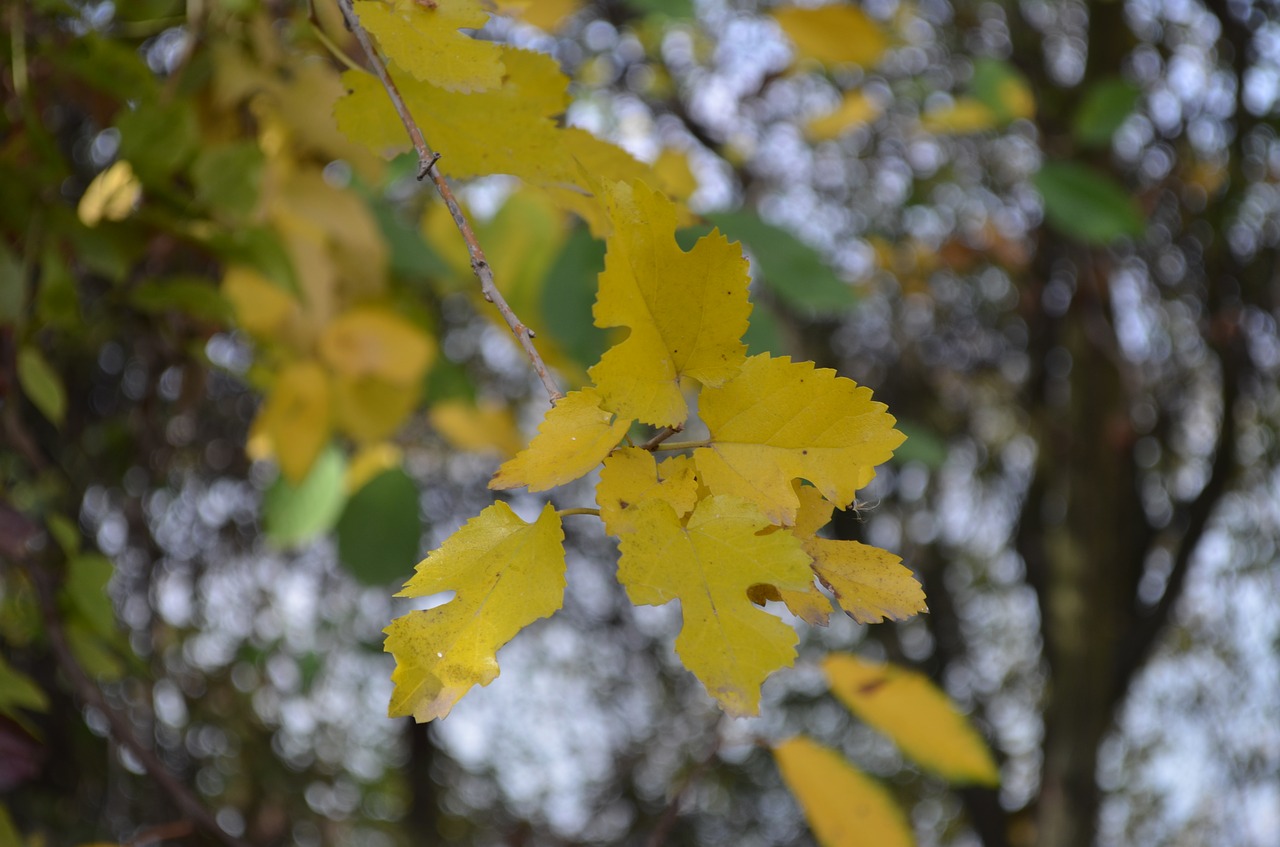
(335, 0), (563, 404)
(25, 563), (251, 847)
(640, 425), (683, 451)
(645, 730), (722, 847)
(1112, 333), (1242, 707)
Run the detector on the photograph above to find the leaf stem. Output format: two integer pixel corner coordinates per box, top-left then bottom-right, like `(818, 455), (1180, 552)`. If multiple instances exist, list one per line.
(650, 439), (711, 452)
(334, 0), (564, 405)
(557, 507), (601, 518)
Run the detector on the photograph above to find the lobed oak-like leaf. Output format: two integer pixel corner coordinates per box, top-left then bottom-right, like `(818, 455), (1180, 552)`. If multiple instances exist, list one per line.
(385, 502), (566, 722)
(589, 180), (750, 427)
(694, 354), (905, 525)
(490, 388), (631, 492)
(616, 495), (813, 716)
(793, 486), (927, 623)
(824, 653), (1000, 786)
(774, 736), (915, 847)
(596, 447), (699, 535)
(354, 0), (504, 93)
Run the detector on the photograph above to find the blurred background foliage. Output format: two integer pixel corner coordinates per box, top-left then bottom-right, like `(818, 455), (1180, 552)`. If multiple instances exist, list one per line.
(1, 0), (1278, 845)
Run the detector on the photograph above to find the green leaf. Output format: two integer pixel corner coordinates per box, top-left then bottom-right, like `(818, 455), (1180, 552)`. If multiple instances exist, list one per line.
(969, 59), (1035, 122)
(263, 446), (348, 546)
(191, 142), (265, 222)
(0, 245), (21, 325)
(130, 276), (234, 324)
(0, 654), (49, 719)
(17, 346), (67, 427)
(1034, 162), (1145, 245)
(743, 301), (787, 356)
(1073, 79), (1141, 147)
(892, 420), (949, 468)
(116, 99), (200, 185)
(35, 246), (80, 330)
(336, 468), (423, 585)
(63, 554), (117, 641)
(65, 620), (125, 681)
(706, 211), (856, 313)
(540, 227), (610, 370)
(626, 0), (694, 19)
(0, 803), (22, 847)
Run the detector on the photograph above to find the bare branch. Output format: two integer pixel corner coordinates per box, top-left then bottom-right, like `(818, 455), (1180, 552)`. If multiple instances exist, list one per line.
(334, 0), (564, 404)
(25, 561), (252, 847)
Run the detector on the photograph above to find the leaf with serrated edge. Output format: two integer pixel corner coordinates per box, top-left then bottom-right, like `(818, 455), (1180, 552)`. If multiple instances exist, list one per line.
(596, 447), (698, 535)
(490, 388), (630, 492)
(774, 736), (915, 847)
(793, 485), (927, 623)
(825, 653), (1000, 786)
(354, 0), (503, 93)
(589, 181), (750, 426)
(385, 502), (565, 722)
(616, 495), (813, 716)
(694, 355), (904, 525)
(335, 50), (652, 235)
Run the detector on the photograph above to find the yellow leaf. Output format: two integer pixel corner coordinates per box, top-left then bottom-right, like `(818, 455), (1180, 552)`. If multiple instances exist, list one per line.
(346, 442), (404, 493)
(824, 653), (1001, 786)
(494, 0), (584, 31)
(490, 388), (630, 491)
(336, 51), (654, 236)
(596, 447), (699, 535)
(221, 265), (300, 340)
(772, 5), (889, 69)
(806, 90), (884, 141)
(354, 0), (504, 93)
(385, 502), (565, 721)
(332, 374), (422, 442)
(997, 76), (1036, 120)
(319, 307), (434, 384)
(748, 578), (835, 627)
(616, 496), (813, 716)
(694, 355), (905, 524)
(653, 148), (698, 201)
(77, 161), (141, 227)
(589, 180), (751, 427)
(774, 736), (915, 847)
(256, 360), (333, 483)
(920, 98), (999, 134)
(429, 399), (524, 458)
(793, 486), (927, 623)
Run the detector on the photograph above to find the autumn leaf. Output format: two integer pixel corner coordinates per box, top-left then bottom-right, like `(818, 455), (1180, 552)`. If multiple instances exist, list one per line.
(590, 180), (751, 426)
(771, 5), (889, 69)
(825, 653), (1000, 786)
(255, 360), (333, 484)
(490, 388), (631, 491)
(792, 485), (927, 623)
(429, 399), (524, 458)
(77, 160), (141, 226)
(807, 90), (883, 141)
(596, 447), (699, 535)
(331, 374), (422, 442)
(385, 502), (566, 722)
(774, 736), (915, 847)
(354, 0), (505, 93)
(318, 306), (434, 385)
(615, 495), (813, 716)
(694, 355), (905, 525)
(335, 49), (651, 233)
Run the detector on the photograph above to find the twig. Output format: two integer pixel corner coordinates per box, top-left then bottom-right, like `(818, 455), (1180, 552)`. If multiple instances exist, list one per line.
(645, 730), (722, 847)
(640, 425), (683, 451)
(26, 563), (251, 847)
(334, 0), (564, 404)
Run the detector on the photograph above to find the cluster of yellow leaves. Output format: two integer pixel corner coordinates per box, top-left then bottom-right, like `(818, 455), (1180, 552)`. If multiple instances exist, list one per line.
(776, 654), (999, 847)
(202, 27), (436, 484)
(335, 0), (658, 235)
(386, 179), (926, 722)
